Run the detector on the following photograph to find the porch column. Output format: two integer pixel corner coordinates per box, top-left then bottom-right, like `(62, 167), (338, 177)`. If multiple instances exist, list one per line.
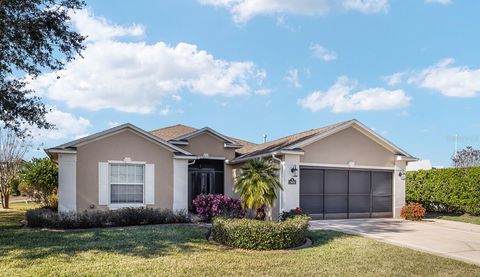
(173, 158), (189, 211)
(393, 157), (407, 218)
(58, 153), (77, 212)
(280, 154), (301, 212)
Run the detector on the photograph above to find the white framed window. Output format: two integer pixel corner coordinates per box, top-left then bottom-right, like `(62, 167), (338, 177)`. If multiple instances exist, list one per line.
(109, 163), (144, 204)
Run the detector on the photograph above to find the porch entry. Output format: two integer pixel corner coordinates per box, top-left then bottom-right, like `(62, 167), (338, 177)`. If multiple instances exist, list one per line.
(188, 159), (224, 211)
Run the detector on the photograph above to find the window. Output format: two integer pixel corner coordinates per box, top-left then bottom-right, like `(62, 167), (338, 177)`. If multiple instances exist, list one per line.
(110, 164), (144, 204)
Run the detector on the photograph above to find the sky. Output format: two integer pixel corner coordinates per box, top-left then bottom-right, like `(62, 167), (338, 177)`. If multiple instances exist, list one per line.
(26, 0), (480, 167)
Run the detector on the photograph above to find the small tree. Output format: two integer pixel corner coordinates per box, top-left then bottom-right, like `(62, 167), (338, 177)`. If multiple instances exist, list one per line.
(22, 158), (58, 208)
(234, 159), (282, 220)
(452, 146), (480, 168)
(0, 128), (29, 208)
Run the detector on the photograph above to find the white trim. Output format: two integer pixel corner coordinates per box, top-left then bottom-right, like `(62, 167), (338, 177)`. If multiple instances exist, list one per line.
(174, 155), (226, 160)
(299, 162), (395, 170)
(396, 155), (418, 161)
(227, 150), (304, 164)
(224, 143), (242, 148)
(108, 160), (146, 164)
(47, 149), (77, 154)
(107, 203), (146, 209)
(173, 155), (197, 160)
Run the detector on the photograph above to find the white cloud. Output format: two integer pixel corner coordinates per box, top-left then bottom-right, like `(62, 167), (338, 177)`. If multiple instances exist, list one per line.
(310, 44), (337, 61)
(299, 76), (411, 113)
(199, 0), (389, 24)
(284, 69), (301, 88)
(409, 58), (480, 97)
(30, 10), (266, 114)
(425, 0), (452, 5)
(70, 10), (145, 42)
(30, 108), (91, 140)
(383, 72), (405, 86)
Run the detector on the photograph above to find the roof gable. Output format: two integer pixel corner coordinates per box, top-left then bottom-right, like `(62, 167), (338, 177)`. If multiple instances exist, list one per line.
(173, 127), (241, 146)
(47, 123), (192, 156)
(286, 119), (413, 157)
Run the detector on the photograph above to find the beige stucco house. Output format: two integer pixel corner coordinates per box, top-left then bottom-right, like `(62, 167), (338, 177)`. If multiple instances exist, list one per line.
(46, 119), (416, 219)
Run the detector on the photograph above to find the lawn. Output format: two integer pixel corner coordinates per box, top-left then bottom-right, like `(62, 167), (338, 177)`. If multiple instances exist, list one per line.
(0, 203), (479, 276)
(427, 213), (480, 225)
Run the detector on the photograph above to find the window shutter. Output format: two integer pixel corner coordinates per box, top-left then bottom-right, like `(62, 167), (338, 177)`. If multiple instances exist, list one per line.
(98, 162), (109, 205)
(145, 164), (155, 205)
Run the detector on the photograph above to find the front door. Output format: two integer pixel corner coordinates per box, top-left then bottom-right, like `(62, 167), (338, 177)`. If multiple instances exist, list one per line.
(188, 170), (215, 211)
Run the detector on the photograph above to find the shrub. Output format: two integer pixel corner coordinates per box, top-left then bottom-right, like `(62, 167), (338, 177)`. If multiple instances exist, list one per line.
(192, 194), (245, 221)
(9, 177), (21, 196)
(406, 167), (480, 215)
(279, 207), (308, 221)
(18, 181), (34, 197)
(25, 207), (190, 229)
(212, 216), (310, 250)
(21, 158), (58, 207)
(400, 203), (426, 220)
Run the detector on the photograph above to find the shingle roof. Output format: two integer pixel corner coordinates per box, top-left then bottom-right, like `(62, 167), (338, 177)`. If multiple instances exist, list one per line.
(150, 124), (197, 141)
(149, 121), (350, 159)
(149, 124), (258, 149)
(234, 121), (349, 158)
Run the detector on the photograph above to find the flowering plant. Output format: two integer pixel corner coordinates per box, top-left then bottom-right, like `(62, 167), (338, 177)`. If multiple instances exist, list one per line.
(401, 203), (426, 220)
(192, 194), (245, 221)
(279, 207), (309, 221)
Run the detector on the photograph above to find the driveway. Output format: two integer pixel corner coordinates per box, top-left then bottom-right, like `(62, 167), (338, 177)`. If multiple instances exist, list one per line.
(310, 218), (480, 266)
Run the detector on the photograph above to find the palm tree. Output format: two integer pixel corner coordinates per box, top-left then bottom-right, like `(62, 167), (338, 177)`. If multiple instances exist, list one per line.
(234, 158), (283, 220)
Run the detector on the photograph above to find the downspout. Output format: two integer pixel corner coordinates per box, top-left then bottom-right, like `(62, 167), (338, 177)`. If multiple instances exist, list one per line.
(272, 153), (284, 212)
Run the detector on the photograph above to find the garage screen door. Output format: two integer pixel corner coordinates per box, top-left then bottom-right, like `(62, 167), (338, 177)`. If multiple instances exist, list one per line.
(300, 167), (393, 219)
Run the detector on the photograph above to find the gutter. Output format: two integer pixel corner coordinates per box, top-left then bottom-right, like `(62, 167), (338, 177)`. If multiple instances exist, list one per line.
(225, 150), (304, 165)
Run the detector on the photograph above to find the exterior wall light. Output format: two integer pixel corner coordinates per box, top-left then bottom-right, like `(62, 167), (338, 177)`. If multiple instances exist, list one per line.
(291, 165), (298, 177)
(398, 170), (406, 180)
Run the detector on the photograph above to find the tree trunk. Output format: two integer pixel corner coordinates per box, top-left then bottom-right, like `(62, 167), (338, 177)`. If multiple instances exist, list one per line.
(255, 206), (266, 221)
(4, 193), (9, 209)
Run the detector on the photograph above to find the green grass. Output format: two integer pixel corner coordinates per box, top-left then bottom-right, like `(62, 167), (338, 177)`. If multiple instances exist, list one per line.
(427, 213), (480, 225)
(0, 204), (479, 276)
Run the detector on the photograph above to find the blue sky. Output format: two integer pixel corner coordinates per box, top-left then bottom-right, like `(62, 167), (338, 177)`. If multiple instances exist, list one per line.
(29, 0), (480, 167)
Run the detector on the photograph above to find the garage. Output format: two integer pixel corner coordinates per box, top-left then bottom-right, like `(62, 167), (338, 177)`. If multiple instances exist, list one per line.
(299, 167), (393, 219)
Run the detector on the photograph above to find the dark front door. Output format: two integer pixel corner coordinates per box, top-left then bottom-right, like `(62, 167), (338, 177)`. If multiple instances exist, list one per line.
(189, 170), (215, 211)
(300, 167), (393, 219)
(188, 159), (225, 211)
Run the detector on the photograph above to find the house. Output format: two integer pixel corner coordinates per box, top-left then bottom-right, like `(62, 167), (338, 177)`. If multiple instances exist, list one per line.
(46, 119), (417, 219)
(406, 160), (432, 171)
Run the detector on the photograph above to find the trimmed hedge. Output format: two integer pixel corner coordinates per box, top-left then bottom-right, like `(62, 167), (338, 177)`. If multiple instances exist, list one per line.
(26, 207), (190, 229)
(406, 167), (480, 215)
(212, 216), (310, 250)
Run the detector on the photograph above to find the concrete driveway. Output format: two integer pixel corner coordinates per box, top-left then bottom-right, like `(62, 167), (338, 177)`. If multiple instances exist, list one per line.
(310, 218), (480, 266)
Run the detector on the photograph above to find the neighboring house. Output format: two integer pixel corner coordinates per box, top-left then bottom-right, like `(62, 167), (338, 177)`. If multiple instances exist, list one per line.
(46, 119), (417, 219)
(406, 160), (432, 172)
